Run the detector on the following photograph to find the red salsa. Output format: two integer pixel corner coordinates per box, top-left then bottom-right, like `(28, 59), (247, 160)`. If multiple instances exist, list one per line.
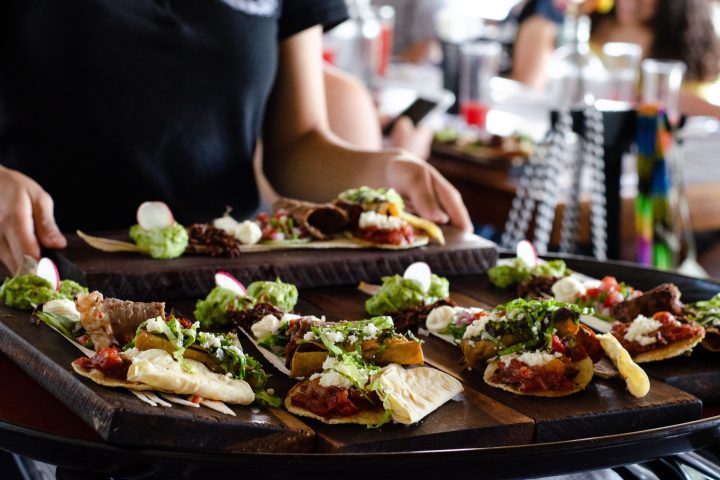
(290, 378), (382, 418)
(611, 311), (704, 356)
(73, 346), (131, 380)
(577, 276), (642, 317)
(491, 356), (579, 393)
(355, 223), (415, 246)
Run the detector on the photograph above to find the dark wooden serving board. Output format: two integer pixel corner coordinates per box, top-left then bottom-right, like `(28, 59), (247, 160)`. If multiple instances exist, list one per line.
(300, 282), (703, 442)
(0, 305), (314, 454)
(50, 229), (497, 301)
(451, 272), (720, 403)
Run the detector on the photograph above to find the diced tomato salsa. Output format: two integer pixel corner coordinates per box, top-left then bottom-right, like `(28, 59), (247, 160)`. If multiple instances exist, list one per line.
(577, 276), (641, 316)
(73, 346), (131, 380)
(611, 311), (704, 356)
(290, 379), (381, 418)
(491, 356), (580, 393)
(355, 223), (415, 246)
(256, 209), (309, 242)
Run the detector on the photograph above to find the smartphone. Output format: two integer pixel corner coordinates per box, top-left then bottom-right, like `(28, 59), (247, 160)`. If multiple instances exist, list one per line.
(382, 91), (454, 136)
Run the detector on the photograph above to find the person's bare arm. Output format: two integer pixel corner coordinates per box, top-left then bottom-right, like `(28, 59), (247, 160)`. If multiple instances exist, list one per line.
(0, 165), (66, 273)
(263, 26), (471, 230)
(679, 91), (720, 118)
(511, 16), (558, 91)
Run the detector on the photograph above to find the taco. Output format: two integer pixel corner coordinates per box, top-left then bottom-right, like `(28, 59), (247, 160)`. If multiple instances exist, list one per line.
(272, 198), (349, 240)
(335, 186), (444, 247)
(610, 311), (705, 363)
(484, 351), (594, 397)
(284, 355), (462, 426)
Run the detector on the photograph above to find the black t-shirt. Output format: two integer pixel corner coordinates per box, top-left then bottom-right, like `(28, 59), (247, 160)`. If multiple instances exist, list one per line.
(0, 0), (347, 230)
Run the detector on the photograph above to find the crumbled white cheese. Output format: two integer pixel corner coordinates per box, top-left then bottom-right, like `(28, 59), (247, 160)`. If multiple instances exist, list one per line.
(501, 350), (560, 367)
(347, 334), (358, 344)
(145, 316), (167, 334)
(191, 321), (200, 329)
(42, 299), (81, 322)
(362, 323), (379, 340)
(234, 220), (262, 245)
(325, 330), (345, 343)
(624, 315), (662, 346)
(200, 332), (223, 350)
(303, 331), (318, 341)
(552, 276), (587, 303)
(280, 313), (301, 323)
(318, 370), (353, 388)
(462, 314), (491, 339)
(251, 314), (281, 340)
(426, 305), (456, 333)
(358, 211), (404, 230)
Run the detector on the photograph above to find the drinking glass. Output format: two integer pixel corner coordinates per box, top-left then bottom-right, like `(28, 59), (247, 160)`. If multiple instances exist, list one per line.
(371, 5), (395, 78)
(459, 40), (501, 128)
(641, 59), (686, 125)
(601, 42), (642, 103)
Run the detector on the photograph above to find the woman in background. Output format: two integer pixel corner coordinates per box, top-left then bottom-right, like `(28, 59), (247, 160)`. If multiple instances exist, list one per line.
(511, 0), (720, 115)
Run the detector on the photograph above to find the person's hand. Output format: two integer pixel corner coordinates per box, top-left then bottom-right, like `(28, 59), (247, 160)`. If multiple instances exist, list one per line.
(385, 152), (473, 232)
(388, 116), (434, 160)
(0, 166), (66, 274)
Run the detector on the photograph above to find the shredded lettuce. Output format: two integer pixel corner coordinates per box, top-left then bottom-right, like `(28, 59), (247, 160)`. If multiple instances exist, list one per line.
(687, 293), (720, 327)
(34, 311), (80, 341)
(366, 274), (449, 316)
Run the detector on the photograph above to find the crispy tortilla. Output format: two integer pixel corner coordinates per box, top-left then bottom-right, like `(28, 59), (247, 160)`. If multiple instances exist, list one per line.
(484, 356), (594, 397)
(289, 337), (424, 378)
(632, 331), (705, 363)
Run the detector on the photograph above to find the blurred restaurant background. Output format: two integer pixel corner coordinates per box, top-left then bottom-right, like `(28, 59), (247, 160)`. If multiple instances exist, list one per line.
(320, 0), (720, 279)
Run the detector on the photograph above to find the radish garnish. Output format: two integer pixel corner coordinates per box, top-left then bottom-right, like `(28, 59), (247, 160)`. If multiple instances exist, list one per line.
(403, 262), (432, 292)
(214, 271), (247, 296)
(516, 240), (538, 268)
(37, 257), (60, 291)
(137, 201), (175, 230)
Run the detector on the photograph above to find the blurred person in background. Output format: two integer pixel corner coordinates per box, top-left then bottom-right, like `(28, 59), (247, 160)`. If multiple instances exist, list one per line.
(377, 0), (449, 64)
(511, 0), (720, 116)
(0, 0), (471, 274)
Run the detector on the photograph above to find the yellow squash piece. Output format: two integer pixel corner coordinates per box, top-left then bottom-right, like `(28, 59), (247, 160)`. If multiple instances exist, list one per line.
(598, 333), (650, 398)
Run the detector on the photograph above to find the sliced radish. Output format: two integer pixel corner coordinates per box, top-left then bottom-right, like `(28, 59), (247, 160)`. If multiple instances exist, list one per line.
(403, 262), (432, 292)
(214, 271), (247, 296)
(137, 201), (175, 230)
(516, 240), (538, 268)
(37, 257), (60, 291)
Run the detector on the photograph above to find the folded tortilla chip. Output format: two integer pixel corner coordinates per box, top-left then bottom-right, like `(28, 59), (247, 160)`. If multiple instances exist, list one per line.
(484, 356), (593, 397)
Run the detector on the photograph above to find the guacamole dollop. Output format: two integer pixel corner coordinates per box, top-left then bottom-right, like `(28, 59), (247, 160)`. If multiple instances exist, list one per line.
(129, 223), (188, 259)
(337, 186), (404, 210)
(194, 279), (298, 330)
(0, 275), (89, 311)
(366, 274), (449, 316)
(488, 258), (568, 289)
